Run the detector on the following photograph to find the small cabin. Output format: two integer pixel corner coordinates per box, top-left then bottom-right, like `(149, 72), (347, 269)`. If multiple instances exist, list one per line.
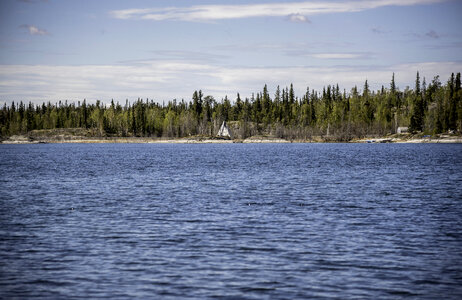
(397, 127), (409, 134)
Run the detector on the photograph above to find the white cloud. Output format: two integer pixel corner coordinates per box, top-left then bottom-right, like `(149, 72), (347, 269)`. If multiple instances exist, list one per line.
(19, 24), (49, 36)
(287, 14), (310, 23)
(0, 61), (460, 104)
(110, 0), (447, 22)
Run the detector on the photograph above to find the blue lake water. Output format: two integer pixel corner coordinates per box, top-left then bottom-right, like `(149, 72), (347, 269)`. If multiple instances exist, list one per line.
(1, 143), (462, 299)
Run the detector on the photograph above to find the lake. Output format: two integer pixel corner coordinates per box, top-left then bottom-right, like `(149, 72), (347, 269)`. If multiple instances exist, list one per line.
(1, 143), (461, 299)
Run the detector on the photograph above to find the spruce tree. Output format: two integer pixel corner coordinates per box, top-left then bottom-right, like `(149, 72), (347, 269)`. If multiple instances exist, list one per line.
(409, 72), (424, 132)
(448, 73), (457, 131)
(82, 99), (88, 128)
(455, 73), (461, 131)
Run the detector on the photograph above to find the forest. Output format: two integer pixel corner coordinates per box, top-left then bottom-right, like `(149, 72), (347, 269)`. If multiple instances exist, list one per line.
(1, 72), (461, 141)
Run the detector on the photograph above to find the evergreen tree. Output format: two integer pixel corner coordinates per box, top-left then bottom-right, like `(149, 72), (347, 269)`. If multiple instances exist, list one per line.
(409, 72), (424, 132)
(456, 72), (462, 131)
(131, 105), (136, 135)
(448, 73), (457, 130)
(82, 99), (88, 128)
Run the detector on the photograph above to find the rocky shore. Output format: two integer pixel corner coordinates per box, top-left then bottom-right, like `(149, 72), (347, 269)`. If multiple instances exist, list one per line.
(1, 129), (461, 144)
(353, 134), (462, 144)
(2, 135), (461, 144)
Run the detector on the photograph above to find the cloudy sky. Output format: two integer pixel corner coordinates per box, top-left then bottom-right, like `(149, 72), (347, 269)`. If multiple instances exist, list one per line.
(0, 0), (461, 104)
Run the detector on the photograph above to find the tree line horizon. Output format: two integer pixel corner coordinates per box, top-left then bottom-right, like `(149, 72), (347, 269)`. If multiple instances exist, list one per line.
(1, 72), (461, 140)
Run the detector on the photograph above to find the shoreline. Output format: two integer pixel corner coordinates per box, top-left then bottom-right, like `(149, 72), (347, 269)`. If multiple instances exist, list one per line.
(352, 137), (462, 144)
(2, 135), (462, 144)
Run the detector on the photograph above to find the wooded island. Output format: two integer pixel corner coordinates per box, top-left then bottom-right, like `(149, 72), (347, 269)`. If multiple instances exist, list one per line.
(1, 72), (461, 142)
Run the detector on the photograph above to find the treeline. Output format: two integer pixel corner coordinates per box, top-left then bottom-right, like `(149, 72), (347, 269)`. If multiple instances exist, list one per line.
(1, 72), (461, 140)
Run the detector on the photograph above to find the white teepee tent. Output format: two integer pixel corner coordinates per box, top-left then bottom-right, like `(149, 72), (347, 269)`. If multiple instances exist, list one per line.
(217, 121), (232, 138)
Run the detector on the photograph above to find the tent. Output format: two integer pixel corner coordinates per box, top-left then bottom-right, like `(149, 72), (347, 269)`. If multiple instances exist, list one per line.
(217, 121), (232, 138)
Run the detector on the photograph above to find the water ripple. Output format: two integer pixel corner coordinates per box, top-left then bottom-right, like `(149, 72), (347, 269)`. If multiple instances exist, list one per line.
(1, 143), (462, 299)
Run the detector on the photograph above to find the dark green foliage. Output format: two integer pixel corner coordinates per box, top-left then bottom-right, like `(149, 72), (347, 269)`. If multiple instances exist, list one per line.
(1, 73), (461, 139)
(410, 72), (424, 133)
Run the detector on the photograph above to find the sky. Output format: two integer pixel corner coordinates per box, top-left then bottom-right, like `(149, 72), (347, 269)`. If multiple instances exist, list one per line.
(0, 0), (461, 105)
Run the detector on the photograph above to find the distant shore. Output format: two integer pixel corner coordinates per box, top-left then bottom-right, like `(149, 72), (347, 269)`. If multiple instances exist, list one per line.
(352, 136), (462, 144)
(2, 133), (462, 144)
(0, 135), (288, 144)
